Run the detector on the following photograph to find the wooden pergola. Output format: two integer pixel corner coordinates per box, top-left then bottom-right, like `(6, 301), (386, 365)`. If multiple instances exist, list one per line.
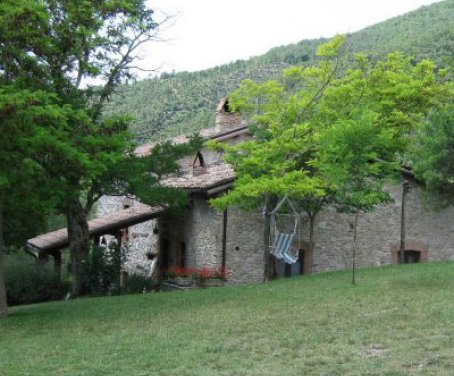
(26, 204), (164, 275)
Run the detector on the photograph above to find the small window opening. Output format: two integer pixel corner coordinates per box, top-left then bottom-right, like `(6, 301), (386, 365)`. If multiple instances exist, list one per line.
(404, 250), (420, 264)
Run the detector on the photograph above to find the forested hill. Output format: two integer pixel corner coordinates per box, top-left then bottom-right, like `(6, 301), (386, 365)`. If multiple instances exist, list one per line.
(104, 0), (454, 142)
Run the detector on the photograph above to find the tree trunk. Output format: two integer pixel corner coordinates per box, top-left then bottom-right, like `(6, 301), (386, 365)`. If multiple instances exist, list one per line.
(352, 211), (359, 285)
(263, 209), (272, 282)
(67, 199), (91, 297)
(263, 196), (278, 281)
(303, 214), (316, 275)
(0, 204), (8, 316)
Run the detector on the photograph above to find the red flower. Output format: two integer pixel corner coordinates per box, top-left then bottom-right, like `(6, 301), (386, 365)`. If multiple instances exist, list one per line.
(194, 267), (229, 281)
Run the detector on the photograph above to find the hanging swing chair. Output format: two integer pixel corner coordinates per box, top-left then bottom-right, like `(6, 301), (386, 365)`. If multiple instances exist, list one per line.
(269, 196), (300, 264)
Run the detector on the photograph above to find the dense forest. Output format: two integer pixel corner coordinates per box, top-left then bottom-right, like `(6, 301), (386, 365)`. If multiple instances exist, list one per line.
(104, 0), (454, 142)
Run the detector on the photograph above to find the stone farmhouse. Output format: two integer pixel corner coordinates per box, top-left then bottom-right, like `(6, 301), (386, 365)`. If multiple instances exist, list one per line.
(28, 99), (454, 285)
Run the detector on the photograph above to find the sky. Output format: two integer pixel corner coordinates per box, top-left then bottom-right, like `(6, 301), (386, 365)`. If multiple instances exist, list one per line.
(137, 0), (442, 76)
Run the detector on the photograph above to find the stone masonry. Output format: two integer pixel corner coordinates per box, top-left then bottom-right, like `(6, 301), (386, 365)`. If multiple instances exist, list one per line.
(97, 195), (158, 276)
(301, 180), (454, 273)
(96, 98), (454, 285)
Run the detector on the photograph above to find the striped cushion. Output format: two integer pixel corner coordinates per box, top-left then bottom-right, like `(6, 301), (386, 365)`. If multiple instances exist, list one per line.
(271, 232), (295, 260)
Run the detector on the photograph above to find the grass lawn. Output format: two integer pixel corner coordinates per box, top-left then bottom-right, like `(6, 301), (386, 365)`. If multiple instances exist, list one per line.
(1, 262), (454, 375)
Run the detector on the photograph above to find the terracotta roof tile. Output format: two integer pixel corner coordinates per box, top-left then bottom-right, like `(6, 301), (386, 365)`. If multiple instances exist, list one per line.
(28, 204), (163, 252)
(162, 163), (235, 190)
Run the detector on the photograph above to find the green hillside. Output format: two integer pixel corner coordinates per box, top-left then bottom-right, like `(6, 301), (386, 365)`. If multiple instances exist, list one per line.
(2, 262), (454, 375)
(104, 0), (454, 142)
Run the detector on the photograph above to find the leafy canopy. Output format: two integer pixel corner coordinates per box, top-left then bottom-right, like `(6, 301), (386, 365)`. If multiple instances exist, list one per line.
(411, 108), (454, 202)
(210, 36), (453, 215)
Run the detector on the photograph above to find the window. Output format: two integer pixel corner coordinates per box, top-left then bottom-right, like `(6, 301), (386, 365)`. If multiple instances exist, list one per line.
(404, 250), (420, 264)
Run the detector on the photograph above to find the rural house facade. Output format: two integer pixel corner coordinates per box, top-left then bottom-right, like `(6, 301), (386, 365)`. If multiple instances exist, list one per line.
(30, 99), (454, 284)
(97, 99), (454, 284)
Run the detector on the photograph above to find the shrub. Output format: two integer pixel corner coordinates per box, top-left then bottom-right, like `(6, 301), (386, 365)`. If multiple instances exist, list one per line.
(5, 251), (70, 306)
(80, 245), (124, 296)
(124, 274), (158, 293)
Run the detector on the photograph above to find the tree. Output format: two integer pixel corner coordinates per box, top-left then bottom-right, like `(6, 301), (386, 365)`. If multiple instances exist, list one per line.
(0, 88), (71, 316)
(209, 37), (346, 279)
(0, 0), (197, 305)
(210, 36), (453, 281)
(316, 112), (395, 284)
(411, 107), (454, 202)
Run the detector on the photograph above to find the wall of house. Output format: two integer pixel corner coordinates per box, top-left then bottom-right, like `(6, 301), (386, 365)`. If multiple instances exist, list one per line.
(97, 196), (157, 276)
(159, 196), (224, 270)
(299, 181), (454, 273)
(224, 208), (265, 284)
(99, 179), (454, 285)
(159, 196), (265, 284)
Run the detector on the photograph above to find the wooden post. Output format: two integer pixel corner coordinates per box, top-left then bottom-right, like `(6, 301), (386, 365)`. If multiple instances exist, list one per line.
(221, 209), (227, 269)
(114, 231), (123, 285)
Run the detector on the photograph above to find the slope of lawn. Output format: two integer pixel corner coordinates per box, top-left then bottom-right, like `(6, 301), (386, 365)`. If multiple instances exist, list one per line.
(1, 262), (454, 375)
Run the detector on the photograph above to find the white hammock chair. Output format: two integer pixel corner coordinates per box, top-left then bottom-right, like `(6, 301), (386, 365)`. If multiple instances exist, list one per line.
(269, 196), (300, 264)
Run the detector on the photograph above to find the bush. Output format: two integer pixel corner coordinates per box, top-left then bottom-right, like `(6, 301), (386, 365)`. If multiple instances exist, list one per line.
(80, 246), (158, 295)
(80, 245), (124, 296)
(5, 251), (70, 306)
(124, 274), (158, 293)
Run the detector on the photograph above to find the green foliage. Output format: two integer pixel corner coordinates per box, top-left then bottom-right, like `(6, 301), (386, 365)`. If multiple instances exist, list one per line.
(124, 274), (158, 293)
(5, 252), (70, 306)
(0, 87), (76, 249)
(104, 1), (454, 141)
(81, 245), (124, 296)
(0, 1), (198, 299)
(316, 35), (346, 57)
(2, 263), (454, 374)
(211, 38), (453, 220)
(411, 107), (454, 201)
(316, 112), (396, 213)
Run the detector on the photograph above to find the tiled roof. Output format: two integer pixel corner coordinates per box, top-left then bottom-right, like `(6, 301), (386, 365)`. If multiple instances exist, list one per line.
(27, 204), (163, 252)
(27, 101), (248, 252)
(134, 122), (247, 157)
(162, 163), (236, 190)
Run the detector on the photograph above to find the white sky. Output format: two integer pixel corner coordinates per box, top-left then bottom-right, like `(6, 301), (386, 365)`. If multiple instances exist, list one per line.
(139, 0), (442, 76)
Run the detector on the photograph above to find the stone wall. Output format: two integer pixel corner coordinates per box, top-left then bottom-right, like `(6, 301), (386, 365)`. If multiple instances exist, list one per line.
(99, 179), (454, 285)
(224, 209), (265, 284)
(97, 196), (158, 276)
(220, 179), (454, 280)
(300, 181), (454, 273)
(159, 196), (224, 270)
(159, 197), (265, 284)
